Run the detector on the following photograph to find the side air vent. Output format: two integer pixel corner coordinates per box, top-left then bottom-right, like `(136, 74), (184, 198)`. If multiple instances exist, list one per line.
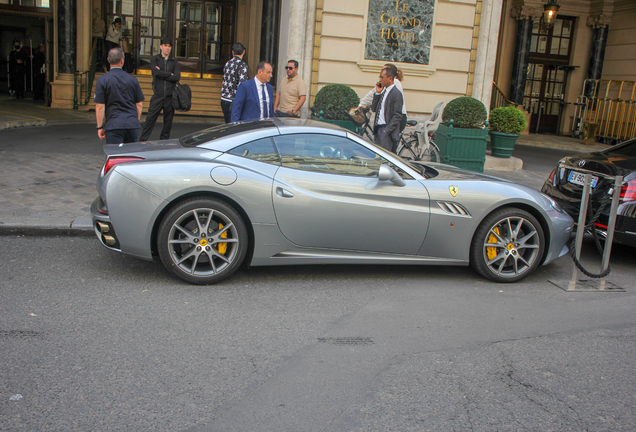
(437, 201), (471, 216)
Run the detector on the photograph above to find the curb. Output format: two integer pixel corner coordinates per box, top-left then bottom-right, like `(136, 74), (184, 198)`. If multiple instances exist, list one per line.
(0, 217), (94, 237)
(0, 119), (47, 130)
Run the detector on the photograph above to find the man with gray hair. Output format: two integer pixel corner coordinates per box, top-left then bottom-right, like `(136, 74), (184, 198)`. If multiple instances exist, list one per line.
(94, 48), (145, 144)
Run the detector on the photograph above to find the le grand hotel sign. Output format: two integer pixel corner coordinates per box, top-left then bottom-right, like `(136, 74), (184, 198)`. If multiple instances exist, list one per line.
(365, 0), (435, 65)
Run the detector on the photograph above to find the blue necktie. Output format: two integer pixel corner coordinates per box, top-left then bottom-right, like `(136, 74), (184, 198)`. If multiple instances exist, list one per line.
(261, 84), (268, 118)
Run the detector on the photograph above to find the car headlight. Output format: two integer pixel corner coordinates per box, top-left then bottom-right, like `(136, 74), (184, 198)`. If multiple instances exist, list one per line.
(542, 193), (565, 213)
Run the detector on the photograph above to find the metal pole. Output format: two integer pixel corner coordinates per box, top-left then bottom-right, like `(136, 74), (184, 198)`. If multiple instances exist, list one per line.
(30, 38), (33, 93)
(568, 173), (593, 290)
(598, 175), (623, 289)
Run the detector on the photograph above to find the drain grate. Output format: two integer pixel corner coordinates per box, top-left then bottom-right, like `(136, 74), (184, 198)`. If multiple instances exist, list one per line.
(0, 330), (40, 339)
(318, 337), (374, 346)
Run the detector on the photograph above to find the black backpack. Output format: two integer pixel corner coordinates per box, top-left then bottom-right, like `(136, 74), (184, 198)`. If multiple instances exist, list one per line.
(172, 82), (192, 112)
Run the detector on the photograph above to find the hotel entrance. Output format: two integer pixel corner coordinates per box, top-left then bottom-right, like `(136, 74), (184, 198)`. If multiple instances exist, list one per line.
(104, 0), (235, 78)
(174, 1), (234, 76)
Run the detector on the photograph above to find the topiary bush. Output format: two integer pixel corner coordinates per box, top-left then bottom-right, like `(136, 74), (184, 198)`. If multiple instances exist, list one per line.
(441, 96), (488, 129)
(488, 106), (527, 134)
(312, 84), (360, 121)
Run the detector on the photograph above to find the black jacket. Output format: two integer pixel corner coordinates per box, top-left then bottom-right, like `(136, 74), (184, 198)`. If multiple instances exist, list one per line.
(150, 54), (181, 97)
(371, 86), (404, 144)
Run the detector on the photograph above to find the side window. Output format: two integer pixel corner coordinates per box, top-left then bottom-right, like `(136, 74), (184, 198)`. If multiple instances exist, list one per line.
(273, 134), (410, 177)
(228, 137), (280, 165)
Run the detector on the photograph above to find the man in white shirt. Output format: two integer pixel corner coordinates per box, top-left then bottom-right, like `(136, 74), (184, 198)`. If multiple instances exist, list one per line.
(371, 67), (404, 152)
(231, 61), (275, 122)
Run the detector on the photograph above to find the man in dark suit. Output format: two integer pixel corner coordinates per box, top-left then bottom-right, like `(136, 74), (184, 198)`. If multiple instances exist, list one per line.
(231, 61), (274, 122)
(94, 48), (145, 144)
(139, 38), (180, 141)
(371, 67), (404, 152)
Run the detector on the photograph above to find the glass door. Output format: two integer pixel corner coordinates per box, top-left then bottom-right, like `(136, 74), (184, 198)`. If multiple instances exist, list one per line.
(522, 17), (575, 134)
(174, 0), (233, 77)
(202, 2), (234, 75)
(175, 0), (203, 76)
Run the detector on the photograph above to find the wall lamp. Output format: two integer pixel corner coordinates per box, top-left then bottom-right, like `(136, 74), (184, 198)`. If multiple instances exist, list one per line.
(543, 0), (560, 28)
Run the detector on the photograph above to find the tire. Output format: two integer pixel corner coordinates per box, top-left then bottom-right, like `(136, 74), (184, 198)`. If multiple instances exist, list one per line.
(470, 208), (545, 283)
(420, 143), (440, 163)
(397, 138), (418, 161)
(157, 198), (248, 285)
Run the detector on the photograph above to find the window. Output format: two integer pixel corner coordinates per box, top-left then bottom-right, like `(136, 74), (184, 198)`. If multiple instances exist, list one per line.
(273, 134), (410, 178)
(228, 138), (280, 165)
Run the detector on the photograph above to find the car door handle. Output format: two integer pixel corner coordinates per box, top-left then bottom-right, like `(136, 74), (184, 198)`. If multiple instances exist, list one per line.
(276, 187), (294, 198)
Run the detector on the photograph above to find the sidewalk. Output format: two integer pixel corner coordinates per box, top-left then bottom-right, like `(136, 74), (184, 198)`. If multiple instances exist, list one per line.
(0, 97), (609, 236)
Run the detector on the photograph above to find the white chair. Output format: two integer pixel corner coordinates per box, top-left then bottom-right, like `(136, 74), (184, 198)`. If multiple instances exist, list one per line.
(420, 101), (445, 147)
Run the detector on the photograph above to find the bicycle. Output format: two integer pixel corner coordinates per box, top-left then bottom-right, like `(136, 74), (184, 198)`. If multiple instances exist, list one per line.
(395, 127), (441, 163)
(346, 107), (441, 163)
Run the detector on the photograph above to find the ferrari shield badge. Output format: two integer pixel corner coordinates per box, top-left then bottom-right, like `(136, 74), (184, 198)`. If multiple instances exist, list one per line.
(449, 185), (459, 197)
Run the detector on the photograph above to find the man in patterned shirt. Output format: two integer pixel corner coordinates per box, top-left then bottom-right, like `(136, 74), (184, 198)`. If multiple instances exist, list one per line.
(220, 43), (248, 123)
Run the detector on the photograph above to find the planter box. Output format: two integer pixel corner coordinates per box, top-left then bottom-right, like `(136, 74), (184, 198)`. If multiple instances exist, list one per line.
(311, 116), (358, 133)
(435, 124), (489, 172)
(489, 131), (519, 158)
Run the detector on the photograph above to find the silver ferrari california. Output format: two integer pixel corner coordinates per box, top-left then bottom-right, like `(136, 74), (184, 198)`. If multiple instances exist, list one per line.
(91, 119), (573, 284)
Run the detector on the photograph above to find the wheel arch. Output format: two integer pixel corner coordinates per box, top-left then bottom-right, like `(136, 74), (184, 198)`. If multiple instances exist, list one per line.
(471, 202), (552, 265)
(150, 191), (255, 265)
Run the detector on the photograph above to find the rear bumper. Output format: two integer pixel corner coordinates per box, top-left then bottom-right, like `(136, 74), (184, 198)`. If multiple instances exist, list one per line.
(91, 197), (121, 251)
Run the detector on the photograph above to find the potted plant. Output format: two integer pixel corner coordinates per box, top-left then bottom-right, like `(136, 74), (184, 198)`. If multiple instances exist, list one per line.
(488, 106), (528, 158)
(311, 84), (360, 132)
(435, 96), (489, 172)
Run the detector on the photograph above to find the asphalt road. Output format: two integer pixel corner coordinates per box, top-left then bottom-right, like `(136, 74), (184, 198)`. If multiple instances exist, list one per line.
(1, 236), (635, 431)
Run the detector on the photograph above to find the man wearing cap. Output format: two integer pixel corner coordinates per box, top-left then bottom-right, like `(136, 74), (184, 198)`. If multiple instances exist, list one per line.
(139, 38), (181, 141)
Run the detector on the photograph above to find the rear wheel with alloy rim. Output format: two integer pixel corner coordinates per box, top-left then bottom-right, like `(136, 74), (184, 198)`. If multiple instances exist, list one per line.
(470, 208), (545, 283)
(157, 198), (248, 284)
(396, 138), (417, 161)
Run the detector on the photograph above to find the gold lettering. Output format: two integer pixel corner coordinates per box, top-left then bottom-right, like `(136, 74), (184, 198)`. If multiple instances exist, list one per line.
(380, 27), (391, 39)
(381, 13), (390, 24)
(392, 16), (398, 25)
(414, 18), (421, 27)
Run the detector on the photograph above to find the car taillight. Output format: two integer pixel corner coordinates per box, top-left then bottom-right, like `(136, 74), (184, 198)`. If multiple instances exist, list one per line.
(620, 179), (636, 203)
(103, 156), (144, 176)
(547, 168), (556, 185)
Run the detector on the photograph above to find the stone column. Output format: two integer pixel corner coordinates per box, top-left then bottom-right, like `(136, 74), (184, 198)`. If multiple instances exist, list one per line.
(260, 0), (281, 82)
(508, 6), (541, 105)
(585, 14), (612, 97)
(57, 0), (76, 74)
(472, 0), (503, 112)
(277, 0), (316, 119)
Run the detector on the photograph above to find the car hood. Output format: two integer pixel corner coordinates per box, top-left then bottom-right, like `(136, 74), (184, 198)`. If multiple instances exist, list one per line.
(421, 162), (512, 183)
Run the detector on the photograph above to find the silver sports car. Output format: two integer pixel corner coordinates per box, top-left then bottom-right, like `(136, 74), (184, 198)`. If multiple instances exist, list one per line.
(91, 119), (573, 284)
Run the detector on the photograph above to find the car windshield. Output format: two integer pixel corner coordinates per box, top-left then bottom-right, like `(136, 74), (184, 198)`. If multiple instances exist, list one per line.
(604, 139), (636, 158)
(179, 121), (277, 147)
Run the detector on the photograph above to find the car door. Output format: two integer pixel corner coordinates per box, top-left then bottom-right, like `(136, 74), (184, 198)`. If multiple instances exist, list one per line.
(272, 133), (430, 255)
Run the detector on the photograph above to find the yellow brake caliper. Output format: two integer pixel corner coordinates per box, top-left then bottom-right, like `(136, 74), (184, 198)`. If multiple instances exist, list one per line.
(487, 227), (500, 260)
(217, 223), (227, 254)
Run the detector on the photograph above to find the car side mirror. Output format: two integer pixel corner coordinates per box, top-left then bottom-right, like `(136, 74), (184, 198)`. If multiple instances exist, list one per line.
(378, 164), (405, 187)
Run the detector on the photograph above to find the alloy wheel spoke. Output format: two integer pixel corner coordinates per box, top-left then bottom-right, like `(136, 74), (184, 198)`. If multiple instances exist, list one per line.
(516, 230), (537, 248)
(189, 252), (202, 274)
(177, 247), (197, 265)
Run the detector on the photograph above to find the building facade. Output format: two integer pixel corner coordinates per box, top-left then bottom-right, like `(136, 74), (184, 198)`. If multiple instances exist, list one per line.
(1, 0), (634, 139)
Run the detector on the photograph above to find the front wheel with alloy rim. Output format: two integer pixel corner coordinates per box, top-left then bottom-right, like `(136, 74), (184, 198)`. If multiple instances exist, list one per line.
(470, 208), (545, 283)
(157, 198), (248, 284)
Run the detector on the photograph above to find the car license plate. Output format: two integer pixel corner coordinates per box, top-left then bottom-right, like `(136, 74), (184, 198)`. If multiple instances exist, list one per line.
(568, 171), (598, 188)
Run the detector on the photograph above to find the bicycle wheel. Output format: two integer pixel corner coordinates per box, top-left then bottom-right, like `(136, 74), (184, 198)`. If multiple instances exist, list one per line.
(396, 138), (418, 161)
(420, 142), (440, 163)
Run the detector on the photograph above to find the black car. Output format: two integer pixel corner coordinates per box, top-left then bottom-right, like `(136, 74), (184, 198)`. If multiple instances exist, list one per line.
(541, 138), (636, 247)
